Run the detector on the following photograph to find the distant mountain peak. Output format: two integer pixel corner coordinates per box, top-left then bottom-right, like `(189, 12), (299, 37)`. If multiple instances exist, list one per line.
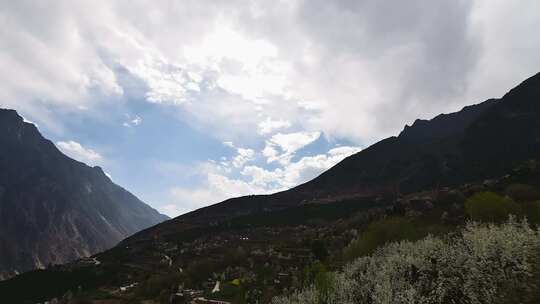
(397, 98), (499, 142)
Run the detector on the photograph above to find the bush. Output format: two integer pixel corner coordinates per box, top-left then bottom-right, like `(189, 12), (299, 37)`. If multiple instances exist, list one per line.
(506, 184), (540, 202)
(464, 192), (520, 222)
(303, 262), (327, 284)
(342, 217), (423, 261)
(302, 262), (333, 302)
(274, 219), (540, 304)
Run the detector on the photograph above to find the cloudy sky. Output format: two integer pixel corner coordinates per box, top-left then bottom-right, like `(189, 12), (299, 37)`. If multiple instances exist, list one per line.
(1, 1), (539, 217)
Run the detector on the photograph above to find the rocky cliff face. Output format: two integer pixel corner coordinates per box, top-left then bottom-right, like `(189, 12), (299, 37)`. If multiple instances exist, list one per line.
(0, 109), (168, 279)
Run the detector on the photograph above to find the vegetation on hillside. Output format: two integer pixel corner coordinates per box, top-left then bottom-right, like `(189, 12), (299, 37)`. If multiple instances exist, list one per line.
(3, 162), (540, 304)
(464, 192), (520, 222)
(342, 216), (452, 262)
(273, 218), (540, 304)
(274, 175), (540, 304)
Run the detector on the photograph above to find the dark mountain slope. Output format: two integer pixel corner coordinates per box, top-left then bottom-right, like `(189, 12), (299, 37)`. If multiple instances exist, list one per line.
(0, 110), (168, 279)
(299, 73), (540, 197)
(462, 75), (540, 178)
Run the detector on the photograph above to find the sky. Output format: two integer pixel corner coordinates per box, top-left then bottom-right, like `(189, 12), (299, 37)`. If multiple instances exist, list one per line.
(1, 1), (540, 217)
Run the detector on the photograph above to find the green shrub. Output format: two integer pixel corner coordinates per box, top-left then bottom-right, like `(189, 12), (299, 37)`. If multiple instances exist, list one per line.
(342, 217), (423, 261)
(465, 192), (521, 222)
(313, 271), (333, 301)
(303, 261), (327, 285)
(506, 184), (540, 202)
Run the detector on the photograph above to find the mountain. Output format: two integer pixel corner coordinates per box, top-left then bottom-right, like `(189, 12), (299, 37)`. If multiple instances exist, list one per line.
(2, 72), (540, 303)
(0, 109), (168, 279)
(163, 72), (540, 226)
(304, 73), (540, 196)
(100, 71), (540, 272)
(122, 73), (539, 234)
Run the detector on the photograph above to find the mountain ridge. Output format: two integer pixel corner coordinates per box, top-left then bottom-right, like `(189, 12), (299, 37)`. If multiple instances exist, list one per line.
(124, 72), (540, 244)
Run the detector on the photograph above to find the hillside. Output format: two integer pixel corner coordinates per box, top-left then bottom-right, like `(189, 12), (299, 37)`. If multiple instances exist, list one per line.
(0, 110), (168, 280)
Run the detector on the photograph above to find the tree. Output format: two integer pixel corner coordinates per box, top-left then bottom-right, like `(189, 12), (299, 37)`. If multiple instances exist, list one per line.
(342, 217), (422, 261)
(464, 192), (520, 222)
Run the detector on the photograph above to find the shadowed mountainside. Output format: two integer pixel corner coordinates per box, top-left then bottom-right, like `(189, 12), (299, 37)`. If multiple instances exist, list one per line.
(0, 110), (168, 279)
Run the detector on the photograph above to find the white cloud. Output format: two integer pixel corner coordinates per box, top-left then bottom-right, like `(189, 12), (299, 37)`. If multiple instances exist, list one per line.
(220, 142), (256, 168)
(167, 145), (361, 216)
(223, 141), (235, 148)
(328, 146), (363, 157)
(269, 132), (321, 155)
(258, 117), (291, 135)
(4, 1), (539, 144)
(232, 148), (255, 168)
(264, 131), (321, 164)
(168, 172), (273, 217)
(158, 204), (183, 218)
(243, 145), (362, 189)
(129, 58), (199, 105)
(122, 114), (142, 127)
(0, 1), (123, 111)
(56, 140), (103, 166)
(262, 144), (279, 162)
